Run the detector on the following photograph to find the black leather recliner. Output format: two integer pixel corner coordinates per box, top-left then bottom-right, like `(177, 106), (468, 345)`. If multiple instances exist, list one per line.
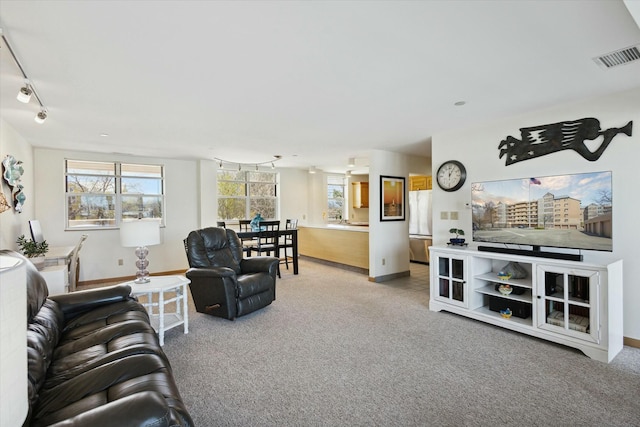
(184, 227), (279, 320)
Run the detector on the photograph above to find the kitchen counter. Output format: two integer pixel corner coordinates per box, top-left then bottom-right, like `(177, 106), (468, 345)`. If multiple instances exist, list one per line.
(298, 225), (369, 271)
(307, 223), (369, 232)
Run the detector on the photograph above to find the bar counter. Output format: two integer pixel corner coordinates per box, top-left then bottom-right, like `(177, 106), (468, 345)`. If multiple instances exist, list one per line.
(298, 224), (369, 271)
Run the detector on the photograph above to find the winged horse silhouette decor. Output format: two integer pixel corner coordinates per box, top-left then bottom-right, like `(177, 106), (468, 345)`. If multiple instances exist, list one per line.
(499, 118), (633, 166)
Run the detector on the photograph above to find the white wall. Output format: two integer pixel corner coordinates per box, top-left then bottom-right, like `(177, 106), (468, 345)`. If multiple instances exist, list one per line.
(33, 148), (200, 282)
(197, 159), (217, 228)
(306, 171), (329, 225)
(407, 154), (432, 176)
(368, 149), (411, 280)
(431, 88), (640, 340)
(0, 119), (35, 249)
(279, 168), (310, 225)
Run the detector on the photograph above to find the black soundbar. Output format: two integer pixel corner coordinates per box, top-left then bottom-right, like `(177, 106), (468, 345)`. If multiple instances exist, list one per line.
(477, 245), (583, 262)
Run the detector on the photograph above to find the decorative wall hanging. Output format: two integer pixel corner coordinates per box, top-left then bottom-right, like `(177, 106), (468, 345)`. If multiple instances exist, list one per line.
(380, 175), (405, 221)
(498, 118), (633, 166)
(2, 155), (26, 212)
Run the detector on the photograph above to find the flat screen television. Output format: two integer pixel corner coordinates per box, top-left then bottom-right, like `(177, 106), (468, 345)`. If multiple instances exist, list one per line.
(471, 171), (612, 259)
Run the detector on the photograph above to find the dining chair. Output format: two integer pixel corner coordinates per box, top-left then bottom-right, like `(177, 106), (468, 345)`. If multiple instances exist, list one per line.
(216, 221), (226, 228)
(238, 219), (256, 256)
(253, 220), (281, 278)
(68, 234), (88, 292)
(279, 219), (298, 270)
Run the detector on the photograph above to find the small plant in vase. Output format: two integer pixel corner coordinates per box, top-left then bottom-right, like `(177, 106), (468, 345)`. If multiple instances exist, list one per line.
(449, 228), (466, 246)
(16, 234), (49, 269)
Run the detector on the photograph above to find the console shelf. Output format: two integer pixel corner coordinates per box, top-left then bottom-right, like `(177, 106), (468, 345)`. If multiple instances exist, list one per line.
(429, 246), (623, 363)
(475, 284), (533, 304)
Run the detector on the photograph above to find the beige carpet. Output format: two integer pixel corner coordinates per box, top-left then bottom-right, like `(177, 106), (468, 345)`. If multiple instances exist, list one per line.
(145, 259), (639, 426)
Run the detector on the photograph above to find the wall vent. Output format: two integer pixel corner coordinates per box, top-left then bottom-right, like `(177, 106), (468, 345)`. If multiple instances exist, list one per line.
(593, 45), (640, 69)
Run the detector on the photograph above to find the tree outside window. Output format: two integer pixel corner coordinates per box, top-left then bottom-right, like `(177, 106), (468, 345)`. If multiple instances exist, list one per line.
(327, 176), (345, 222)
(217, 170), (278, 220)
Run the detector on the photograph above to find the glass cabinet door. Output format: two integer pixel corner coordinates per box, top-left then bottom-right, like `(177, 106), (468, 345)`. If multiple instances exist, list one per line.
(537, 265), (599, 343)
(435, 255), (467, 307)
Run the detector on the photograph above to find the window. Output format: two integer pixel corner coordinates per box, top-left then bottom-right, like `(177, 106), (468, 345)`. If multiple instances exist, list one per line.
(327, 175), (345, 222)
(65, 160), (164, 229)
(217, 170), (278, 220)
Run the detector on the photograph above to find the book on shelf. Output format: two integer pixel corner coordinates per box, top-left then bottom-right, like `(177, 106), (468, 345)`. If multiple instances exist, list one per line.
(546, 310), (589, 333)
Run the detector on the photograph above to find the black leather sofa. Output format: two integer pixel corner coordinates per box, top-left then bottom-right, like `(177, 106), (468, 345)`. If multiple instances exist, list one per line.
(184, 227), (279, 320)
(4, 250), (194, 427)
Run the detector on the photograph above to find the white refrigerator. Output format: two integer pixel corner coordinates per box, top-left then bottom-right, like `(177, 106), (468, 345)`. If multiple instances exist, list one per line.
(409, 190), (432, 235)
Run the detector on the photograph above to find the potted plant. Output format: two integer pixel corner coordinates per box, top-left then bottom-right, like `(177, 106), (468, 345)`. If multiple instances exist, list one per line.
(449, 228), (466, 246)
(16, 234), (49, 269)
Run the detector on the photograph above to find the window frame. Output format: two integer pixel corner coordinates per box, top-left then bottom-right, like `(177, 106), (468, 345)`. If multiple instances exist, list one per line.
(217, 169), (279, 222)
(65, 159), (165, 230)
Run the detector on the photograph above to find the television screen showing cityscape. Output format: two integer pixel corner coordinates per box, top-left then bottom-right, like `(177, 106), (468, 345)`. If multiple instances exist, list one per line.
(471, 171), (613, 252)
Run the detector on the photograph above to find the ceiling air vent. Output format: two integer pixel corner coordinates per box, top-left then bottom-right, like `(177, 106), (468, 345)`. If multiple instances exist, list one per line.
(593, 44), (640, 69)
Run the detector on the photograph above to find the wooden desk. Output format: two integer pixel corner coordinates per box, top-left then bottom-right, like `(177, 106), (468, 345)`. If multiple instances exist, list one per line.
(237, 229), (298, 275)
(44, 246), (74, 267)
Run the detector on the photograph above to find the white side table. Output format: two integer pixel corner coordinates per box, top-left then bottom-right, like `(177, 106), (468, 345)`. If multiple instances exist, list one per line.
(40, 264), (69, 295)
(125, 275), (190, 346)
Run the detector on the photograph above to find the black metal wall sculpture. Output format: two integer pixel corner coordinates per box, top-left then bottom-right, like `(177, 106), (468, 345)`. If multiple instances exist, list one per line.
(499, 118), (633, 166)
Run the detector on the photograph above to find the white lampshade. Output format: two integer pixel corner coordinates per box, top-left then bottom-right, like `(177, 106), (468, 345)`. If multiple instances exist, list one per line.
(120, 220), (161, 247)
(0, 255), (28, 426)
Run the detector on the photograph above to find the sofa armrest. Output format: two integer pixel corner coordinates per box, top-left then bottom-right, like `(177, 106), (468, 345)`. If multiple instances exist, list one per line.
(240, 256), (279, 275)
(49, 284), (132, 319)
(185, 266), (235, 279)
(45, 391), (193, 427)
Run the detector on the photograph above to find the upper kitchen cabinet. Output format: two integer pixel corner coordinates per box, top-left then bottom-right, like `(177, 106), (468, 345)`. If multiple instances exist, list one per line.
(410, 175), (432, 191)
(352, 182), (369, 208)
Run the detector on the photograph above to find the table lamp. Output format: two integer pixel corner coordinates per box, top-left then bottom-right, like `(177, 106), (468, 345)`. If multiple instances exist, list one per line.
(1, 255), (28, 426)
(120, 219), (161, 283)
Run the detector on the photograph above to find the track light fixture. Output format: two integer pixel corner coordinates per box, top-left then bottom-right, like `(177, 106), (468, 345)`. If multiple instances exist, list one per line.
(214, 155), (283, 171)
(34, 111), (47, 124)
(347, 157), (356, 167)
(17, 84), (32, 103)
(1, 29), (49, 123)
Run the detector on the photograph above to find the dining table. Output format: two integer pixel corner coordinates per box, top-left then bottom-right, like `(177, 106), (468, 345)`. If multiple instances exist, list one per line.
(237, 228), (299, 275)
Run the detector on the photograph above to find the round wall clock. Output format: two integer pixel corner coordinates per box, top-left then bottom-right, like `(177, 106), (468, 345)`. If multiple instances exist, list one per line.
(436, 160), (467, 192)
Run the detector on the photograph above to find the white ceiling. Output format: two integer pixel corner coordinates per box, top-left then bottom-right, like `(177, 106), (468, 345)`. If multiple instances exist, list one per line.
(1, 1), (639, 173)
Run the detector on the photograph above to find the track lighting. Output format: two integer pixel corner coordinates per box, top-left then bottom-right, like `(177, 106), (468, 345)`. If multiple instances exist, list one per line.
(1, 30), (49, 123)
(214, 155), (282, 171)
(348, 157), (356, 167)
(34, 111), (47, 124)
(17, 85), (32, 103)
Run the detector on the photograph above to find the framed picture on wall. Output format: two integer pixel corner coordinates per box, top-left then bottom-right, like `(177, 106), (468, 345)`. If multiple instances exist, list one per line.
(380, 175), (405, 221)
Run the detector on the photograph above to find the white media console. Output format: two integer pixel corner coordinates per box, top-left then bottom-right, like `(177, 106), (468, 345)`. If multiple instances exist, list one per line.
(428, 245), (623, 363)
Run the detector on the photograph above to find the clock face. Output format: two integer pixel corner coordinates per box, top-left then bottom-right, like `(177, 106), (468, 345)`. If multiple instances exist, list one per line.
(436, 160), (466, 192)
